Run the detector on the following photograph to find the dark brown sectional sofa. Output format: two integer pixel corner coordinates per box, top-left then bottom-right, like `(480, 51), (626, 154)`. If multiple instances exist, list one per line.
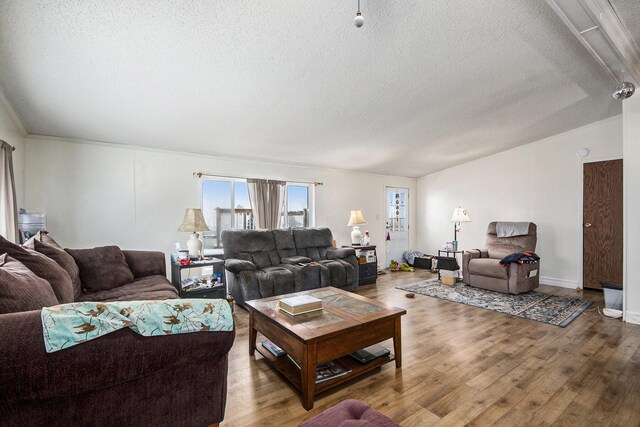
(0, 233), (234, 427)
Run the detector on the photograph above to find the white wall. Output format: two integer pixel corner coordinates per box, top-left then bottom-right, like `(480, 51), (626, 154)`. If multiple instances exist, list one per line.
(0, 93), (26, 208)
(623, 93), (640, 324)
(23, 136), (416, 267)
(416, 116), (623, 288)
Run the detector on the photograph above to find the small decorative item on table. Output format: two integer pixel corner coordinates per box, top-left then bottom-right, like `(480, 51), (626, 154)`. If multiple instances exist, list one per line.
(226, 293), (235, 312)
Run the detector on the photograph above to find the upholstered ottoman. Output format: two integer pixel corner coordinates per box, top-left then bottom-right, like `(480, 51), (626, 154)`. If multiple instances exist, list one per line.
(299, 400), (399, 427)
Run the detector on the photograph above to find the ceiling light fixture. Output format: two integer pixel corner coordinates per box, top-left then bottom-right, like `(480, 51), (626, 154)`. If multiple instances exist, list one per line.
(354, 0), (364, 28)
(612, 81), (635, 100)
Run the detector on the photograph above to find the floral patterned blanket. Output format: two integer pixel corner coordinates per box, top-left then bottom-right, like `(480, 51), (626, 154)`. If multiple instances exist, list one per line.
(41, 299), (234, 353)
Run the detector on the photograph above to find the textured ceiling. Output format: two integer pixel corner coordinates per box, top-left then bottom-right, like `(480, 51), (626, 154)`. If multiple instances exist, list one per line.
(609, 0), (640, 57)
(0, 1), (621, 177)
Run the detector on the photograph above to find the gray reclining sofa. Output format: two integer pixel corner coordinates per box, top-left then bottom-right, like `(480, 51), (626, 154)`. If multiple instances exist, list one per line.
(222, 228), (359, 307)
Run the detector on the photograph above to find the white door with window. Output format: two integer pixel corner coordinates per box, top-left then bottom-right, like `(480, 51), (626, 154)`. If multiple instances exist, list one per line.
(384, 186), (409, 265)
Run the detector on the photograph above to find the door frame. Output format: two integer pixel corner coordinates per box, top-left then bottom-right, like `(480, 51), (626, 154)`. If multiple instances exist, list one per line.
(383, 185), (410, 266)
(579, 155), (623, 291)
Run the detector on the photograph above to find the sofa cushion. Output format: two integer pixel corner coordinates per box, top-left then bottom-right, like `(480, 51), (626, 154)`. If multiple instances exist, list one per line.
(485, 222), (536, 259)
(221, 229), (280, 268)
(318, 259), (356, 287)
(0, 235), (74, 303)
(225, 259), (257, 274)
(255, 266), (296, 297)
(281, 256), (312, 264)
(32, 239), (82, 299)
(0, 254), (58, 314)
(273, 228), (297, 259)
(300, 399), (399, 427)
(122, 250), (166, 278)
(77, 275), (178, 302)
(468, 258), (509, 280)
(66, 246), (134, 293)
(293, 228), (333, 261)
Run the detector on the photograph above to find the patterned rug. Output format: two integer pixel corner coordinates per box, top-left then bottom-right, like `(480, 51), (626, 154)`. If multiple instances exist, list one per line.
(396, 279), (592, 327)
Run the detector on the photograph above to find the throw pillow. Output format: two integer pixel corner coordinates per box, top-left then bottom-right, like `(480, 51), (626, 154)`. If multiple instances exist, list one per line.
(0, 254), (58, 314)
(65, 246), (134, 293)
(33, 239), (82, 299)
(0, 235), (74, 304)
(22, 231), (63, 250)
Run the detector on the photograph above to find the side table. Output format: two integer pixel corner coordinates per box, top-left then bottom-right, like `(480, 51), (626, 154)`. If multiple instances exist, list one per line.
(342, 245), (377, 285)
(437, 249), (463, 281)
(170, 258), (227, 299)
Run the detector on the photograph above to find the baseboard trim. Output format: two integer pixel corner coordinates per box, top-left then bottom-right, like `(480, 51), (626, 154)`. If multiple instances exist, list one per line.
(539, 276), (580, 290)
(624, 311), (640, 325)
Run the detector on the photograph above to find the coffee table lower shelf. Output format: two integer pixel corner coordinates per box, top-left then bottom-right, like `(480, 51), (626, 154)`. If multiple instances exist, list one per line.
(254, 344), (394, 394)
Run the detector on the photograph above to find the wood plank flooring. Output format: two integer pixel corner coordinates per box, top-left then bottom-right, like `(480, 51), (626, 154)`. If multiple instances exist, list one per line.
(222, 270), (640, 426)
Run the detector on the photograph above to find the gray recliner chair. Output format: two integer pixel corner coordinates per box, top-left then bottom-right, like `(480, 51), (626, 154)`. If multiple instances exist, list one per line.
(462, 222), (540, 294)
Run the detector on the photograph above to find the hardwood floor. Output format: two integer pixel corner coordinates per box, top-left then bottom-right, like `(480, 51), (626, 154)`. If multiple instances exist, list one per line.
(222, 270), (640, 426)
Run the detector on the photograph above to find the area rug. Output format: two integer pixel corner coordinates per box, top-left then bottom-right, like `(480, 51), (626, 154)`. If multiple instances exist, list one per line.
(396, 279), (592, 327)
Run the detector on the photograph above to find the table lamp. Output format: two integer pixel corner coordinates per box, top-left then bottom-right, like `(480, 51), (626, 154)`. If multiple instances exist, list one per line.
(178, 208), (210, 258)
(450, 207), (471, 245)
(347, 210), (367, 245)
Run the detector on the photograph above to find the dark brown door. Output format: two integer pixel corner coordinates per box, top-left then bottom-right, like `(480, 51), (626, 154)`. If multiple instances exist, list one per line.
(583, 159), (623, 289)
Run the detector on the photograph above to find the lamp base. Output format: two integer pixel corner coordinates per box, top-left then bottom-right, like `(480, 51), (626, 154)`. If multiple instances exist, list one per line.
(186, 232), (203, 257)
(351, 226), (362, 245)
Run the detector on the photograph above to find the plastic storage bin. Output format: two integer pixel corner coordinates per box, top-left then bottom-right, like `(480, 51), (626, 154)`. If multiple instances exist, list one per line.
(441, 270), (457, 286)
(601, 282), (623, 310)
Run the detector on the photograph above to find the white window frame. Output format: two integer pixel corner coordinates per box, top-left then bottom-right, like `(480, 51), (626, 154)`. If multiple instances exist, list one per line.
(283, 182), (315, 228)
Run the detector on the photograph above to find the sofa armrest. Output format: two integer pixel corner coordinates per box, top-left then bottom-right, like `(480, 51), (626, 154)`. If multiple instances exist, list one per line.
(122, 250), (166, 278)
(281, 256), (312, 264)
(462, 250), (483, 284)
(0, 310), (235, 404)
(326, 248), (356, 259)
(508, 262), (540, 294)
(225, 259), (257, 274)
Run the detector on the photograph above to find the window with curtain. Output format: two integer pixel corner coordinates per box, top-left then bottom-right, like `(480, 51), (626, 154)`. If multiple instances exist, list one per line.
(283, 184), (311, 228)
(201, 178), (314, 248)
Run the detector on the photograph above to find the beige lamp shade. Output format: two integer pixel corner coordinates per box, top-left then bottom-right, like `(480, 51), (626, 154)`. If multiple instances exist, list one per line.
(450, 207), (471, 223)
(347, 210), (367, 226)
(178, 208), (210, 232)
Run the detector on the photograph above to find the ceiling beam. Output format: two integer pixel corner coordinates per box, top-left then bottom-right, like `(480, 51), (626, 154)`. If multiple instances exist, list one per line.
(547, 0), (640, 84)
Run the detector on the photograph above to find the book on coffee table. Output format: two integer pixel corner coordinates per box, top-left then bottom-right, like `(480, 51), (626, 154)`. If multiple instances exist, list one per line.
(349, 344), (391, 364)
(286, 355), (353, 383)
(261, 339), (285, 357)
(277, 295), (323, 315)
(315, 359), (352, 383)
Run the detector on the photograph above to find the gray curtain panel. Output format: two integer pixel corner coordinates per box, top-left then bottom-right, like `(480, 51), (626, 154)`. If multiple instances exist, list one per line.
(0, 140), (18, 242)
(247, 178), (286, 229)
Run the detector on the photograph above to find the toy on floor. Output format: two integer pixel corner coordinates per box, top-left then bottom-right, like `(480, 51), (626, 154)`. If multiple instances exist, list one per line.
(389, 260), (414, 272)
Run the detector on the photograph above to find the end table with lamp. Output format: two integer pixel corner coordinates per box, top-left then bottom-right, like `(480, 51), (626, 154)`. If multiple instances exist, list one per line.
(441, 207), (471, 282)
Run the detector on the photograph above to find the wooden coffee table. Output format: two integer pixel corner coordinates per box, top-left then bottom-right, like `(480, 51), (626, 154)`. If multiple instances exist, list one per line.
(246, 287), (406, 410)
